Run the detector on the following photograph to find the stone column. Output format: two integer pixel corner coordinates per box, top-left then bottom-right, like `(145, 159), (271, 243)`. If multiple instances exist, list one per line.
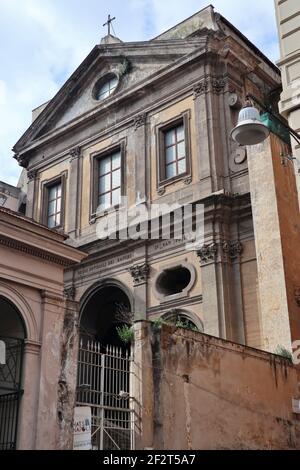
(67, 146), (81, 238)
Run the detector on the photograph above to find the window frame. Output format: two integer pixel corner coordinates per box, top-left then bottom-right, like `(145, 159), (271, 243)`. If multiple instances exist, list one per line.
(153, 261), (196, 302)
(42, 173), (67, 230)
(92, 73), (120, 102)
(156, 111), (191, 190)
(91, 141), (126, 219)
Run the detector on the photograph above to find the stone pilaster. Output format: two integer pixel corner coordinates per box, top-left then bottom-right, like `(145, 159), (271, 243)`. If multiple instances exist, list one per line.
(35, 291), (65, 450)
(57, 288), (80, 450)
(26, 169), (39, 220)
(67, 146), (81, 238)
(133, 113), (147, 205)
(129, 251), (149, 321)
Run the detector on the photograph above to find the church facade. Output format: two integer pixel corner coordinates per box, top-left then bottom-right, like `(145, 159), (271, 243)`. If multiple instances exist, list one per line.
(4, 5), (300, 449)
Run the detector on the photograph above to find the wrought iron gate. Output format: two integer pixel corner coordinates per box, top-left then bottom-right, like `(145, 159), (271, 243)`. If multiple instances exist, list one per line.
(76, 339), (134, 450)
(0, 337), (24, 450)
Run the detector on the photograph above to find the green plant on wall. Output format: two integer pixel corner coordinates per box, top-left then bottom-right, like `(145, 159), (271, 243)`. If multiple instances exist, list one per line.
(275, 345), (293, 361)
(175, 318), (198, 332)
(152, 317), (166, 330)
(116, 325), (134, 344)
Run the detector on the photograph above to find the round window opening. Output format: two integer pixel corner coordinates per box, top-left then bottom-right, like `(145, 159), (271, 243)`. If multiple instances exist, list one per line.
(156, 266), (191, 297)
(93, 74), (119, 101)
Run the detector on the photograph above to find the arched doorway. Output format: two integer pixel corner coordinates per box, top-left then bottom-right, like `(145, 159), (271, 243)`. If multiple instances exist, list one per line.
(79, 283), (133, 349)
(76, 282), (134, 450)
(0, 296), (26, 450)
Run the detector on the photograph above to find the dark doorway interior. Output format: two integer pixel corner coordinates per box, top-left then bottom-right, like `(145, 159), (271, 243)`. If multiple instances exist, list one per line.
(0, 297), (26, 450)
(80, 285), (132, 350)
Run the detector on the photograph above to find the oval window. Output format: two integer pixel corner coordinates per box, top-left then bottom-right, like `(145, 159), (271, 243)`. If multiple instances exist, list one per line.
(94, 74), (119, 101)
(156, 266), (191, 297)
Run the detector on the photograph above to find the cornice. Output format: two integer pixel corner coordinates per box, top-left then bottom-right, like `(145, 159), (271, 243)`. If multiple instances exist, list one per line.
(0, 235), (77, 267)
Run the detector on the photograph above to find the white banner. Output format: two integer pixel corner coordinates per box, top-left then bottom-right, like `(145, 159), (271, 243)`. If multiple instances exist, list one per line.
(73, 406), (92, 450)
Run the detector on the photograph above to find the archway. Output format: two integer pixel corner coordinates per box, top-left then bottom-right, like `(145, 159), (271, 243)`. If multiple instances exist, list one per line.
(76, 282), (133, 450)
(162, 309), (204, 332)
(0, 296), (26, 450)
(79, 282), (133, 349)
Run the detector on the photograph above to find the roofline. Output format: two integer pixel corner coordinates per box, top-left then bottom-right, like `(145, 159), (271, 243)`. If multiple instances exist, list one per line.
(218, 14), (280, 75)
(0, 207), (68, 241)
(152, 4), (215, 40)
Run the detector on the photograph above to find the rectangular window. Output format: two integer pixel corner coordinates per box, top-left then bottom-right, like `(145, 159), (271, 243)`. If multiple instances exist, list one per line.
(164, 123), (186, 180)
(97, 150), (122, 211)
(157, 113), (191, 188)
(47, 181), (62, 229)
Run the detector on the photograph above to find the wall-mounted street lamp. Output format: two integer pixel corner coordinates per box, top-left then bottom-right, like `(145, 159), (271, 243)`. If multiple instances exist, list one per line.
(230, 94), (300, 155)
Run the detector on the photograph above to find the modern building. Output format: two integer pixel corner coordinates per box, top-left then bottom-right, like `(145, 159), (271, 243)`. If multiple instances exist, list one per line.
(275, 0), (300, 201)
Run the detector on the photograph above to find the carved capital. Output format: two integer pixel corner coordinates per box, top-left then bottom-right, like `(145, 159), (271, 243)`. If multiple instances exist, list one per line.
(197, 243), (218, 264)
(134, 113), (147, 130)
(129, 263), (150, 286)
(64, 286), (76, 301)
(27, 169), (38, 181)
(70, 146), (81, 161)
(222, 241), (243, 261)
(193, 80), (208, 98)
(211, 77), (227, 94)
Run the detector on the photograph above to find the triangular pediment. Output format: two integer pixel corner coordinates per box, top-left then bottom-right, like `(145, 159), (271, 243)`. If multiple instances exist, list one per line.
(13, 37), (208, 152)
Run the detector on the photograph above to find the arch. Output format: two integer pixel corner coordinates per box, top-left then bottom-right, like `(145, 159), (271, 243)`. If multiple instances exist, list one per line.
(79, 278), (134, 348)
(0, 296), (26, 339)
(162, 308), (204, 333)
(0, 282), (38, 342)
(80, 278), (134, 320)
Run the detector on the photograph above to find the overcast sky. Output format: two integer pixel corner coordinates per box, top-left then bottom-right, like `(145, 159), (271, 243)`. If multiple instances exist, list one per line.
(0, 0), (279, 185)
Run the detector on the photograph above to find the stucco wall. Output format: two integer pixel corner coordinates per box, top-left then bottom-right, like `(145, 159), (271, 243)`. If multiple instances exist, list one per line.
(133, 321), (300, 450)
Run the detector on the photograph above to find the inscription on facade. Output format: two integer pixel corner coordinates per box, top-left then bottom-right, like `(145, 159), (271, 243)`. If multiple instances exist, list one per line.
(77, 253), (133, 277)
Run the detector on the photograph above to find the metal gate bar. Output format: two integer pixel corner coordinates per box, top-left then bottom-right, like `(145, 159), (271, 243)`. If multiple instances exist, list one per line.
(0, 337), (24, 450)
(76, 339), (134, 450)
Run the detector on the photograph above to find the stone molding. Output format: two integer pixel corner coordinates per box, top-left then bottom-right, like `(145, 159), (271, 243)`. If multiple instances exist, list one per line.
(0, 235), (75, 267)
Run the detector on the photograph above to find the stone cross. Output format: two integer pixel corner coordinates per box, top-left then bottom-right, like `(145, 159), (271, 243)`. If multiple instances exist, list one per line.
(103, 14), (116, 36)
